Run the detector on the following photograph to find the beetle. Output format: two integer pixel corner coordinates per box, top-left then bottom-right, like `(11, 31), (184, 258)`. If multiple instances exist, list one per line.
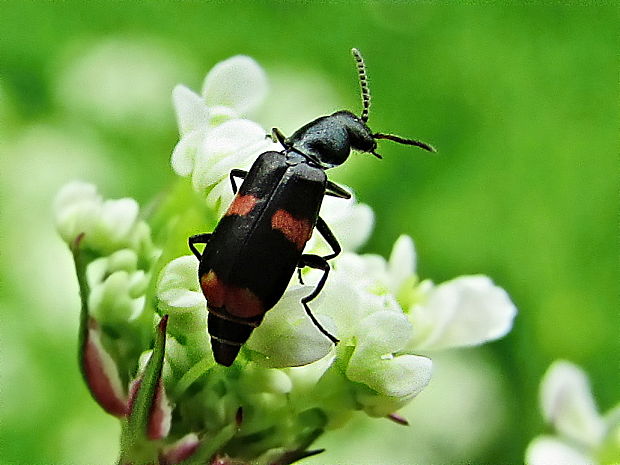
(189, 49), (435, 366)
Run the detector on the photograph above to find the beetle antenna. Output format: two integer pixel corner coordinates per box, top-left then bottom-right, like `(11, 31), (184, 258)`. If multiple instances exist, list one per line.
(351, 48), (371, 123)
(373, 132), (437, 153)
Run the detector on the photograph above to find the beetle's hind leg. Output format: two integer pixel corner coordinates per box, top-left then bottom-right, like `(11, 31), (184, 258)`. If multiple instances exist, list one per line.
(188, 233), (212, 260)
(298, 254), (339, 344)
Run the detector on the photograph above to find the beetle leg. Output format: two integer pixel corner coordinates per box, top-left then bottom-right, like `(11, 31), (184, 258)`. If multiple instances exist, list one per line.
(325, 181), (351, 199)
(298, 254), (339, 344)
(188, 233), (212, 260)
(229, 169), (248, 194)
(296, 267), (305, 285)
(315, 217), (342, 261)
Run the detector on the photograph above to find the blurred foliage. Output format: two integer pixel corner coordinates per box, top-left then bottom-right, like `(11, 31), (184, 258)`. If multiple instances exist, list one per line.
(1, 2), (617, 464)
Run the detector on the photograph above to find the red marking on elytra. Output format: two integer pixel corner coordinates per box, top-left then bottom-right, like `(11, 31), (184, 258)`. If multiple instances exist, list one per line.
(201, 271), (225, 307)
(226, 194), (257, 216)
(225, 286), (263, 318)
(271, 209), (312, 250)
(200, 270), (264, 318)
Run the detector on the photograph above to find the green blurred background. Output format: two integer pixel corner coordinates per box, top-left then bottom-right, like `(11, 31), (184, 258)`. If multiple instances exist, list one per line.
(1, 2), (617, 464)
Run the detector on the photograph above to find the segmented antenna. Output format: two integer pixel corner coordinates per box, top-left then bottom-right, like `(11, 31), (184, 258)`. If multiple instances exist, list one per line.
(373, 132), (437, 153)
(351, 48), (371, 123)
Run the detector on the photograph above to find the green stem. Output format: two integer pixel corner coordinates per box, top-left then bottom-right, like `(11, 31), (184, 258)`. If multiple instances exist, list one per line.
(70, 234), (97, 402)
(118, 316), (169, 465)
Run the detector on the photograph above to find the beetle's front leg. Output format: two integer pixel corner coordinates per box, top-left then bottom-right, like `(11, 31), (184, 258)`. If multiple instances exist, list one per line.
(297, 254), (339, 344)
(325, 181), (351, 199)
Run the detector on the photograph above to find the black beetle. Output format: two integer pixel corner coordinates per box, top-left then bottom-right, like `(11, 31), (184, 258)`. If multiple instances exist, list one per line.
(189, 49), (435, 366)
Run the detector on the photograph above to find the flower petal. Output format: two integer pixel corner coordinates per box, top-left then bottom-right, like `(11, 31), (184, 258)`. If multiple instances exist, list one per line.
(348, 352), (432, 399)
(191, 118), (269, 194)
(82, 319), (128, 417)
(90, 198), (140, 252)
(157, 256), (205, 314)
(171, 129), (204, 177)
(53, 180), (99, 216)
(309, 262), (366, 340)
(388, 235), (416, 296)
(201, 55), (267, 116)
(540, 360), (606, 447)
(354, 310), (413, 355)
(88, 269), (145, 324)
(172, 84), (209, 136)
(346, 311), (428, 398)
(313, 193), (374, 253)
(53, 181), (102, 244)
(525, 436), (595, 465)
(246, 286), (334, 368)
(407, 275), (517, 350)
(160, 433), (200, 465)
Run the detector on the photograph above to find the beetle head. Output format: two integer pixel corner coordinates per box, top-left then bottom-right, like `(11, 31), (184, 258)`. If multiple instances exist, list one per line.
(284, 49), (435, 169)
(285, 110), (376, 168)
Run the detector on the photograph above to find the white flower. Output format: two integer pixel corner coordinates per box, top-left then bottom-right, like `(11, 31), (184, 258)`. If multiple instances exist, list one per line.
(194, 119), (276, 214)
(540, 361), (606, 447)
(201, 55), (268, 118)
(246, 285), (336, 368)
(54, 181), (154, 256)
(406, 275), (517, 351)
(309, 249), (432, 415)
(246, 234), (517, 415)
(54, 181), (102, 244)
(87, 249), (148, 324)
(156, 256), (211, 364)
(157, 255), (205, 315)
(171, 56), (278, 213)
(345, 311), (432, 400)
(526, 360), (619, 465)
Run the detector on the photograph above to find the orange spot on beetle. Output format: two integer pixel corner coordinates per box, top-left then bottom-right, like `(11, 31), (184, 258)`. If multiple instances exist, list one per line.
(201, 271), (225, 308)
(271, 209), (312, 250)
(201, 270), (264, 319)
(226, 194), (257, 216)
(225, 287), (264, 318)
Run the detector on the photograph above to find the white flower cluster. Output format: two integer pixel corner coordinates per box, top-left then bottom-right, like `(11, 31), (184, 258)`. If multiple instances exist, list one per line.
(54, 181), (158, 324)
(158, 218), (517, 417)
(171, 55), (279, 214)
(54, 181), (154, 256)
(251, 234), (516, 416)
(87, 249), (149, 324)
(526, 361), (620, 465)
